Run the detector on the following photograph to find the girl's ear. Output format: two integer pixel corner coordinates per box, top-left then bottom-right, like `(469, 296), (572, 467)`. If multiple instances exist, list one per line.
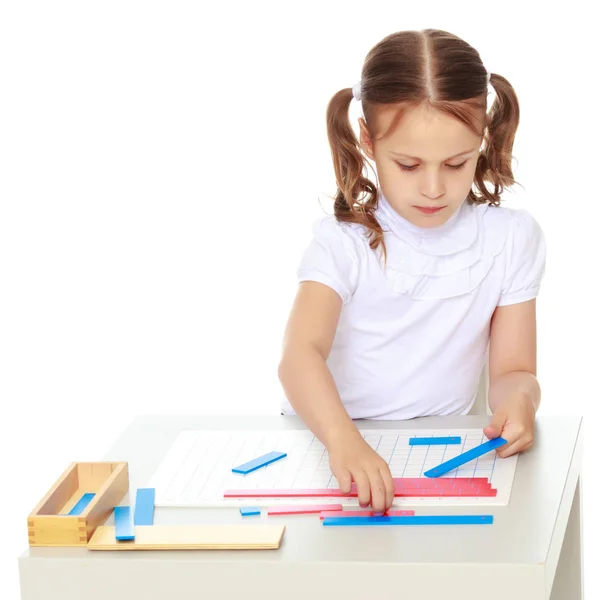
(358, 118), (376, 161)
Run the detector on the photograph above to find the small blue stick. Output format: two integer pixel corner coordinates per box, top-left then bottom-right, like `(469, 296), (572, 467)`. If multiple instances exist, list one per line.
(240, 507), (261, 516)
(114, 506), (135, 540)
(322, 515), (493, 526)
(134, 488), (155, 525)
(232, 451), (287, 474)
(67, 492), (95, 515)
(424, 437), (508, 478)
(409, 436), (461, 446)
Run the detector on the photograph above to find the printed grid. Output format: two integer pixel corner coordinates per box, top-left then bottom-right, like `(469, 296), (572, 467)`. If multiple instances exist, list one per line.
(148, 428), (517, 507)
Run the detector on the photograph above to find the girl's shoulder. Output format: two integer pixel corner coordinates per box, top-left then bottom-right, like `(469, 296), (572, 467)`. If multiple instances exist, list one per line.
(475, 201), (541, 225)
(310, 213), (369, 235)
(474, 202), (544, 250)
(297, 214), (367, 304)
(477, 203), (546, 305)
(308, 213), (372, 252)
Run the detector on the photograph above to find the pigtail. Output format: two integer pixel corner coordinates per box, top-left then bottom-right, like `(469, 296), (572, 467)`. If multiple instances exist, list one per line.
(470, 73), (523, 205)
(325, 88), (387, 262)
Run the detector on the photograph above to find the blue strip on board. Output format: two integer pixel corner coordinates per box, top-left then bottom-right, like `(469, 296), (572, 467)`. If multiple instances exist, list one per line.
(114, 506), (135, 540)
(424, 437), (507, 478)
(322, 515), (493, 526)
(67, 493), (95, 515)
(232, 451), (287, 474)
(134, 488), (155, 525)
(409, 436), (461, 446)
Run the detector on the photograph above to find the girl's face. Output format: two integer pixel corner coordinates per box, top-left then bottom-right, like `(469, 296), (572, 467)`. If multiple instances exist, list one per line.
(359, 104), (484, 228)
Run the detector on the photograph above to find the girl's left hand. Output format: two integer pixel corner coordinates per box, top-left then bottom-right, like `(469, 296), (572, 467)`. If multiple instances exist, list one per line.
(483, 391), (536, 458)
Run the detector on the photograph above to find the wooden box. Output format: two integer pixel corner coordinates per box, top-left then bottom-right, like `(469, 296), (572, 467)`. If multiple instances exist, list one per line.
(27, 462), (129, 547)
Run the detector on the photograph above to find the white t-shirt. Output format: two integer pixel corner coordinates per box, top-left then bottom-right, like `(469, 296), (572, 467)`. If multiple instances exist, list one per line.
(280, 188), (546, 420)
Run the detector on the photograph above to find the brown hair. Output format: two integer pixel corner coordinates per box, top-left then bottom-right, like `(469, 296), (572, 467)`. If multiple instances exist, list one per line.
(325, 29), (521, 261)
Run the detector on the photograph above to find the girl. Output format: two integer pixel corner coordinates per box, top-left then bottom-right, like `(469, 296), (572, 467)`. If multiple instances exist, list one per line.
(277, 29), (546, 515)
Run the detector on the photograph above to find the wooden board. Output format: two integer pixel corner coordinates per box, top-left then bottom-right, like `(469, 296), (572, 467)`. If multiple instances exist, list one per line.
(87, 524), (285, 550)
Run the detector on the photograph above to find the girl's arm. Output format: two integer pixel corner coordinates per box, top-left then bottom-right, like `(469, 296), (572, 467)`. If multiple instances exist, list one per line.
(278, 281), (357, 446)
(484, 298), (540, 456)
(278, 281), (395, 513)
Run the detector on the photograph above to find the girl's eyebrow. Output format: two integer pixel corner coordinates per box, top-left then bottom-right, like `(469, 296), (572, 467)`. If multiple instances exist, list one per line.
(389, 147), (478, 161)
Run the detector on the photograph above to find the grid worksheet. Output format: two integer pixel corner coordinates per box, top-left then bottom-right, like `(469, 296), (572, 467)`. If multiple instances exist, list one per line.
(147, 428), (518, 507)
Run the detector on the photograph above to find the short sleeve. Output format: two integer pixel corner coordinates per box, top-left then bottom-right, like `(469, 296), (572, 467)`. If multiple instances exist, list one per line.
(497, 209), (546, 306)
(296, 216), (359, 304)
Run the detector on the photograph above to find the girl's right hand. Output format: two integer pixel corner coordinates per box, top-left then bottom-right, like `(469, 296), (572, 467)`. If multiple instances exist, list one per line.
(327, 430), (395, 515)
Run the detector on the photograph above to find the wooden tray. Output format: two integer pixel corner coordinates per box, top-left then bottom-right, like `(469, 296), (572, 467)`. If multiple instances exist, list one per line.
(28, 462), (129, 546)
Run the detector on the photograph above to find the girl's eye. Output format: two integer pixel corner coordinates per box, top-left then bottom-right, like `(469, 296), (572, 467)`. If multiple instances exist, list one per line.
(398, 161), (467, 172)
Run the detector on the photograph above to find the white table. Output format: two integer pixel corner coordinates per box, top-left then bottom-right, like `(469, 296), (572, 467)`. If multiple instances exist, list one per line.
(18, 414), (584, 600)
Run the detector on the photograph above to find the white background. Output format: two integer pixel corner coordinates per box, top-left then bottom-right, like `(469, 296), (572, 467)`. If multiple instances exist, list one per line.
(1, 1), (597, 598)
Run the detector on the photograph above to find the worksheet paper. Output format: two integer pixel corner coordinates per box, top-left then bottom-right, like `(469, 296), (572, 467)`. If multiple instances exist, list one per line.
(147, 428), (518, 507)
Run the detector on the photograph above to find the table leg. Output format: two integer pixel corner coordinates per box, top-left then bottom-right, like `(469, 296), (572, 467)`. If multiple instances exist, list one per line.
(549, 476), (583, 599)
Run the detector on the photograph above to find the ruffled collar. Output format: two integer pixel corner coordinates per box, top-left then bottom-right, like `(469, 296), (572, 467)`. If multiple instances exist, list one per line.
(375, 189), (477, 256)
(369, 188), (509, 299)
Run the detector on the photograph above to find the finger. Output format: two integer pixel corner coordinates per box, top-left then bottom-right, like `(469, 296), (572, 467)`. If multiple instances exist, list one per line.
(334, 467), (352, 494)
(483, 412), (507, 439)
(367, 469), (387, 515)
(497, 432), (534, 458)
(497, 441), (523, 457)
(494, 423), (525, 455)
(379, 464), (395, 510)
(351, 469), (371, 507)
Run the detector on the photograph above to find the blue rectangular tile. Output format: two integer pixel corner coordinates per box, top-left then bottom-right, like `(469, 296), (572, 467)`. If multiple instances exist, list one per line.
(67, 492), (95, 515)
(424, 437), (507, 478)
(114, 506), (135, 540)
(134, 488), (155, 525)
(322, 514), (493, 526)
(409, 436), (461, 446)
(240, 507), (261, 516)
(232, 451), (287, 474)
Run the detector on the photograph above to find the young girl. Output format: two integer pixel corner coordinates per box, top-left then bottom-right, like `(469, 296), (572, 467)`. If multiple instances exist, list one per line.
(277, 29), (546, 515)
